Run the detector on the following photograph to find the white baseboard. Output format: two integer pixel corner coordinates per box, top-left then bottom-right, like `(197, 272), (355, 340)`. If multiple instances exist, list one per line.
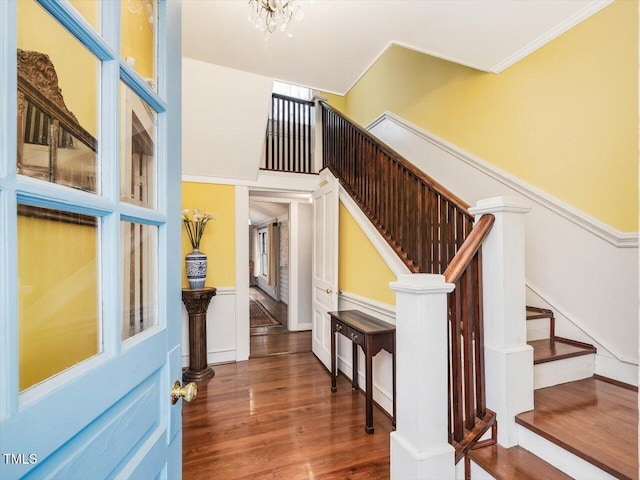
(517, 425), (616, 480)
(595, 354), (639, 387)
(181, 349), (236, 368)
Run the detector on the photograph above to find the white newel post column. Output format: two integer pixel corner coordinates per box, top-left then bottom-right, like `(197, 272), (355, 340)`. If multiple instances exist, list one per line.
(390, 274), (456, 480)
(311, 94), (327, 173)
(469, 196), (533, 447)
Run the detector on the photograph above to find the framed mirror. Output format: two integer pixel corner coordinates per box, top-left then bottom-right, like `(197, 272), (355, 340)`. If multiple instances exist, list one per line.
(17, 48), (97, 194)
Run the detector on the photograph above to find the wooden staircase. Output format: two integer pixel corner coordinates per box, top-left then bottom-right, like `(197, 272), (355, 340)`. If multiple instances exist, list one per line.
(316, 102), (637, 479)
(469, 305), (637, 479)
(526, 306), (597, 390)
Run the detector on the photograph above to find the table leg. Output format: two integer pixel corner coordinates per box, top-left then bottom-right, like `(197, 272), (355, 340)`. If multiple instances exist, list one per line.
(352, 342), (359, 390)
(365, 341), (374, 434)
(331, 322), (337, 393)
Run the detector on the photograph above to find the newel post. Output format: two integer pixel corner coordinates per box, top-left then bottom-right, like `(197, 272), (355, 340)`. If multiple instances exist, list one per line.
(311, 94), (326, 173)
(390, 274), (455, 480)
(469, 196), (533, 447)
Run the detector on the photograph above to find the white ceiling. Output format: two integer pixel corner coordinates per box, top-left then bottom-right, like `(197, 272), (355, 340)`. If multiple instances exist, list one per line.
(249, 201), (289, 226)
(182, 0), (611, 95)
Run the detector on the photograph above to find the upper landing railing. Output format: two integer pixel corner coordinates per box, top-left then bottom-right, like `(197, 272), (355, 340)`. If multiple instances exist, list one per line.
(263, 93), (315, 174)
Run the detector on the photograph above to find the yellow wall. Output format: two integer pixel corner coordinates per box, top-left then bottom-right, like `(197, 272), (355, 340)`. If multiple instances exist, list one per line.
(18, 216), (98, 391)
(120, 0), (155, 80)
(339, 202), (396, 306)
(68, 0), (99, 30)
(345, 1), (638, 232)
(182, 182), (236, 287)
(320, 91), (348, 114)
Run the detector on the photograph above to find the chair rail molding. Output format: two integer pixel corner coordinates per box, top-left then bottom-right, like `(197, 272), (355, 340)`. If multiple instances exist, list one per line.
(367, 111), (637, 249)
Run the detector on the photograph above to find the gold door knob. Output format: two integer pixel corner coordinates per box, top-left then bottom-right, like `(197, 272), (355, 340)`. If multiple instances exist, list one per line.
(171, 380), (197, 405)
(326, 288), (332, 294)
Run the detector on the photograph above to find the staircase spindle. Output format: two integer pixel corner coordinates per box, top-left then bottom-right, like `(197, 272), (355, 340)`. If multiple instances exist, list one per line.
(320, 101), (496, 463)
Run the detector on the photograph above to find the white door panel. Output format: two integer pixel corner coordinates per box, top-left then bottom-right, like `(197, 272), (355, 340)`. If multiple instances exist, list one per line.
(312, 170), (339, 369)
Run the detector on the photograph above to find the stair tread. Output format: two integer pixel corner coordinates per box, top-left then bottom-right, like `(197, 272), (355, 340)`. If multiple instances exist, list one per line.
(529, 338), (595, 364)
(469, 444), (572, 480)
(516, 377), (638, 480)
(526, 306), (553, 320)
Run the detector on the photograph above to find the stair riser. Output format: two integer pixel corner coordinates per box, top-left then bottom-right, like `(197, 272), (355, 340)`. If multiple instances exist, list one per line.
(517, 425), (617, 480)
(469, 461), (497, 480)
(534, 355), (594, 389)
(527, 318), (550, 342)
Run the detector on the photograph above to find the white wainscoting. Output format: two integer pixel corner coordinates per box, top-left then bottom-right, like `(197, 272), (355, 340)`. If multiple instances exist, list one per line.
(181, 287), (238, 367)
(337, 291), (396, 415)
(368, 113), (638, 384)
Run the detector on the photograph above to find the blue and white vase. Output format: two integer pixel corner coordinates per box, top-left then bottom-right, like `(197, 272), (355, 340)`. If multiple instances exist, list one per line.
(185, 249), (207, 290)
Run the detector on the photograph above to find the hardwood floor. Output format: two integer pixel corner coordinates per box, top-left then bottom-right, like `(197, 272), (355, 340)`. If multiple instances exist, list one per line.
(183, 353), (392, 480)
(250, 331), (312, 358)
(249, 286), (312, 358)
(469, 444), (572, 480)
(516, 377), (638, 480)
(250, 286), (287, 326)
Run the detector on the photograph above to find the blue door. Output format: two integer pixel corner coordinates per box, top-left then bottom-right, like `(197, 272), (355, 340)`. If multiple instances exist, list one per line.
(0, 1), (184, 478)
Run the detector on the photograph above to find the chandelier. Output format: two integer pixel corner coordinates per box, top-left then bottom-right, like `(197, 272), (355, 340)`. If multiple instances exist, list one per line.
(248, 0), (304, 37)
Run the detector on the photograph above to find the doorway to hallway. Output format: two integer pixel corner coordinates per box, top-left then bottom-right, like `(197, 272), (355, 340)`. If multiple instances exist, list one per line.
(249, 286), (311, 358)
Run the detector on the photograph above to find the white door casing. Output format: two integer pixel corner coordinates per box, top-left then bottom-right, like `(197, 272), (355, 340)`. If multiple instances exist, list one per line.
(312, 169), (339, 368)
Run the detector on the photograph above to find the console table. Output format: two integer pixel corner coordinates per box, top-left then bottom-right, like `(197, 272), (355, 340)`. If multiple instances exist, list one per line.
(182, 287), (216, 382)
(329, 310), (396, 434)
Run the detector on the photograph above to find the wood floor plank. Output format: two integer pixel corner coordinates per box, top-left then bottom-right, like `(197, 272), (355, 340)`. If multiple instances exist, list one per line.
(515, 377), (638, 480)
(250, 331), (312, 358)
(183, 353), (392, 479)
(469, 444), (572, 480)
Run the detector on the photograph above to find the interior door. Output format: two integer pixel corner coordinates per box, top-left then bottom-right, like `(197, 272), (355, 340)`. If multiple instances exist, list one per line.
(0, 1), (184, 479)
(312, 169), (339, 369)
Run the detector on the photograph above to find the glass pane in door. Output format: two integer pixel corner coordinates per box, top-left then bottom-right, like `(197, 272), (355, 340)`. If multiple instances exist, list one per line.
(121, 0), (157, 89)
(120, 82), (156, 208)
(18, 205), (100, 391)
(68, 0), (101, 32)
(121, 221), (158, 340)
(17, 0), (99, 193)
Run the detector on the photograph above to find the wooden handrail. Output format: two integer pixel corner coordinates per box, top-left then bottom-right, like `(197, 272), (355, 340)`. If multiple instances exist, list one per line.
(444, 214), (495, 284)
(320, 101), (471, 212)
(272, 92), (315, 106)
(321, 102), (475, 273)
(319, 98), (497, 464)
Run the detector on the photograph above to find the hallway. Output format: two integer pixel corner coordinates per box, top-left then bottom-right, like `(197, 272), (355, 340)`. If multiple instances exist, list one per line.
(250, 286), (311, 358)
(182, 353), (392, 479)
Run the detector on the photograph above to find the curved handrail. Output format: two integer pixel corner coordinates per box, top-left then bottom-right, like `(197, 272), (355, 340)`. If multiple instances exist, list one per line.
(444, 214), (495, 284)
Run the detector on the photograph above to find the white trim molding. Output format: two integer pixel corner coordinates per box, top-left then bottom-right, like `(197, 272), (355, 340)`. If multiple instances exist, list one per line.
(338, 290), (395, 320)
(339, 185), (411, 277)
(367, 111), (637, 248)
(489, 0), (613, 73)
